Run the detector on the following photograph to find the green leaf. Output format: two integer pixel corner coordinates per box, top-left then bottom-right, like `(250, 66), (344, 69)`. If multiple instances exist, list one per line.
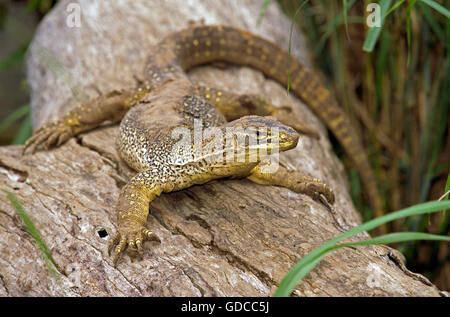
(0, 43), (29, 71)
(385, 0), (406, 18)
(406, 0), (418, 66)
(362, 0), (393, 52)
(0, 104), (30, 136)
(12, 113), (32, 145)
(417, 0), (446, 44)
(274, 200), (450, 296)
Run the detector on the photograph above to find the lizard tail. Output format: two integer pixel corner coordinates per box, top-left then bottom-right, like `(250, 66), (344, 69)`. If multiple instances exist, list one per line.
(170, 25), (384, 220)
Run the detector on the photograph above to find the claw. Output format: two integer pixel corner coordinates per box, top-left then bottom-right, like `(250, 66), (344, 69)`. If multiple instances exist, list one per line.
(135, 238), (144, 257)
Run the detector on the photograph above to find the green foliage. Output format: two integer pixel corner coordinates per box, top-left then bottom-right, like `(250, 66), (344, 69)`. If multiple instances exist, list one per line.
(275, 200), (450, 296)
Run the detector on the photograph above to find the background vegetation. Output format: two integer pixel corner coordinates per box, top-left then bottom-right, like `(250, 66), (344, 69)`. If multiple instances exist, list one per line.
(0, 0), (448, 291)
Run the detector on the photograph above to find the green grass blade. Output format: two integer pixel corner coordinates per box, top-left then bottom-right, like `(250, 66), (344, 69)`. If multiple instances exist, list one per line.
(417, 0), (446, 44)
(343, 0), (349, 39)
(275, 231), (449, 295)
(257, 0), (272, 25)
(274, 200), (450, 296)
(286, 0), (310, 94)
(363, 0), (393, 52)
(442, 173), (450, 213)
(12, 113), (32, 145)
(315, 0), (357, 54)
(337, 232), (450, 248)
(3, 190), (60, 280)
(406, 0), (418, 66)
(0, 43), (29, 71)
(419, 0), (450, 19)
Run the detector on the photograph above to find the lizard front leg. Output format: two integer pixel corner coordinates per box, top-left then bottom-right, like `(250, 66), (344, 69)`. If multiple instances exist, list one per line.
(24, 86), (151, 154)
(197, 86), (320, 139)
(247, 164), (335, 205)
(108, 171), (162, 266)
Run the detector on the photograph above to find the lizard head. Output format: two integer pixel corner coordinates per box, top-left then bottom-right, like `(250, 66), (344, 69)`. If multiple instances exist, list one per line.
(223, 115), (300, 162)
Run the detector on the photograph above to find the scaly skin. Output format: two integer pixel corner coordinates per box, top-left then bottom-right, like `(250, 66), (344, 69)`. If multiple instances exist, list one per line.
(24, 25), (379, 265)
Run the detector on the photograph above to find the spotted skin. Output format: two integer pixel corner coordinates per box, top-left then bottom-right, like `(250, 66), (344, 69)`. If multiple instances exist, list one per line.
(24, 25), (380, 265)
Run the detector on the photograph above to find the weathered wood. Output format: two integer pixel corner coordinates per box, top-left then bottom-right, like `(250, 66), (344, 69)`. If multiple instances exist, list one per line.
(0, 0), (442, 296)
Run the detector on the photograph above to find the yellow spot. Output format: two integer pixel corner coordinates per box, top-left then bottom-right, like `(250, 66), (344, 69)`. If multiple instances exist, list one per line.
(205, 94), (211, 99)
(133, 95), (138, 99)
(193, 39), (199, 46)
(205, 39), (211, 46)
(219, 39), (226, 45)
(261, 55), (267, 61)
(217, 91), (222, 96)
(194, 52), (200, 57)
(205, 51), (210, 57)
(215, 97), (220, 102)
(146, 85), (151, 90)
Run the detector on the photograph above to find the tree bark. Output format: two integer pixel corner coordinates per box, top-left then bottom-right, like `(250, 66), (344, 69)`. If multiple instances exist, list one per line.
(0, 0), (442, 296)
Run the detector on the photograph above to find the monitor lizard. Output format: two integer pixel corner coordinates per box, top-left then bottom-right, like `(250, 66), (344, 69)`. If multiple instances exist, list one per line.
(23, 25), (381, 266)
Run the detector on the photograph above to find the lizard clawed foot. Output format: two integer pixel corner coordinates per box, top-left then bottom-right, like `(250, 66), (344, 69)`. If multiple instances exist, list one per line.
(23, 121), (72, 154)
(296, 178), (335, 205)
(108, 226), (161, 267)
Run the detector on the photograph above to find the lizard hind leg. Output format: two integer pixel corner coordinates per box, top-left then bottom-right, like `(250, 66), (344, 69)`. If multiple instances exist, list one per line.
(108, 172), (162, 266)
(247, 164), (335, 206)
(197, 86), (320, 139)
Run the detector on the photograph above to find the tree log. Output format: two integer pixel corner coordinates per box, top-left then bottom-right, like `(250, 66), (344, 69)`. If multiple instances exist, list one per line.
(0, 0), (442, 296)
